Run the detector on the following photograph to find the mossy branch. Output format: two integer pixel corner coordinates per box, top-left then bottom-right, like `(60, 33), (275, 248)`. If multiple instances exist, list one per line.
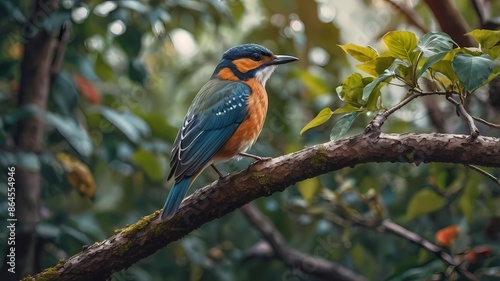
(26, 133), (500, 281)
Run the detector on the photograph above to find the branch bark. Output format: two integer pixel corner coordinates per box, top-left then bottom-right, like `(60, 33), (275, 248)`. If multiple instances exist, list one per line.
(26, 133), (500, 281)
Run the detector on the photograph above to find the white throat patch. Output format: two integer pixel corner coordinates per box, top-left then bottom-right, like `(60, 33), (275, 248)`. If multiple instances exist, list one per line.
(254, 65), (277, 87)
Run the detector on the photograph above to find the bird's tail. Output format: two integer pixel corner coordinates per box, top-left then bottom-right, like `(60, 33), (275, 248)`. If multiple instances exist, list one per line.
(160, 176), (194, 220)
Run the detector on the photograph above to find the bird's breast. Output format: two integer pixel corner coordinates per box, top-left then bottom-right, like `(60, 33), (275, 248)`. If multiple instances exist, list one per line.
(213, 79), (268, 161)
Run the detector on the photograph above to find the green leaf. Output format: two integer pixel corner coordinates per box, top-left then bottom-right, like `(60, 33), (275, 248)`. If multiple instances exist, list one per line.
(0, 1), (26, 23)
(43, 11), (71, 33)
(51, 71), (80, 116)
(129, 58), (147, 84)
(383, 31), (418, 63)
(416, 32), (454, 57)
(2, 104), (39, 124)
(432, 47), (488, 82)
(350, 243), (377, 277)
(300, 108), (333, 135)
(460, 179), (481, 224)
(431, 60), (457, 81)
(135, 111), (178, 142)
(417, 52), (448, 78)
(484, 45), (500, 60)
(298, 70), (329, 97)
(338, 74), (383, 110)
(406, 189), (445, 219)
(297, 177), (320, 203)
(95, 53), (114, 80)
(0, 59), (19, 78)
(363, 77), (384, 111)
(69, 54), (99, 81)
(45, 113), (93, 157)
(338, 73), (364, 106)
(330, 112), (358, 140)
(452, 53), (496, 92)
(131, 148), (164, 181)
(415, 32), (454, 77)
(332, 105), (361, 114)
(356, 56), (395, 77)
(362, 69), (394, 101)
(338, 44), (378, 62)
(467, 29), (500, 49)
(16, 152), (40, 172)
(100, 106), (151, 142)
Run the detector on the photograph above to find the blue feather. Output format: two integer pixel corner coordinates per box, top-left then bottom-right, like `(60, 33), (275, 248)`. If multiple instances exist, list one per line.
(162, 80), (251, 220)
(160, 176), (193, 220)
(168, 80), (251, 180)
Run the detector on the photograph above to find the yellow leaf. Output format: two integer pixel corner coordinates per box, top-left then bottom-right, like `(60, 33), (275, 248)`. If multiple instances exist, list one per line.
(383, 30), (418, 63)
(338, 43), (378, 62)
(406, 189), (445, 220)
(467, 29), (500, 49)
(297, 178), (320, 203)
(56, 152), (96, 200)
(356, 56), (395, 77)
(7, 42), (23, 59)
(300, 108), (333, 135)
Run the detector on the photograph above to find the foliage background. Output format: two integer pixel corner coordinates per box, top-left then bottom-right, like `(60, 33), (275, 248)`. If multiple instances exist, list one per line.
(1, 0), (500, 280)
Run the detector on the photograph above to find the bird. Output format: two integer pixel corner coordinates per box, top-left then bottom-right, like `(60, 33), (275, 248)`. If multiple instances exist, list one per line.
(160, 44), (298, 220)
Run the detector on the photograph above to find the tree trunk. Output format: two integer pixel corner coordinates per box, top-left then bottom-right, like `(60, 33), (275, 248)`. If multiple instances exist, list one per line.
(1, 0), (59, 279)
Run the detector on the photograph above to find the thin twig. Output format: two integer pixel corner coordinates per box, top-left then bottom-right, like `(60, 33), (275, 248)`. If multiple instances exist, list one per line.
(364, 90), (455, 135)
(380, 219), (479, 281)
(364, 92), (419, 135)
(446, 96), (480, 139)
(384, 0), (429, 33)
(470, 0), (490, 26)
(467, 165), (500, 187)
(51, 22), (71, 76)
(240, 204), (368, 281)
(472, 116), (500, 129)
(423, 0), (475, 47)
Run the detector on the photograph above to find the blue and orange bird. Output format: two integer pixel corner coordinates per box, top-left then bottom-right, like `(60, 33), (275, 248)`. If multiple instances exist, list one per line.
(160, 44), (298, 220)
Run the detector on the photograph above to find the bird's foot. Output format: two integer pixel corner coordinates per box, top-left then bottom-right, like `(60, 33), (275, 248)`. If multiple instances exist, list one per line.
(211, 164), (227, 179)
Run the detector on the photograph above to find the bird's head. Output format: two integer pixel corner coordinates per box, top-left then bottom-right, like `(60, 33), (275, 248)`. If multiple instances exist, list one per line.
(212, 44), (298, 86)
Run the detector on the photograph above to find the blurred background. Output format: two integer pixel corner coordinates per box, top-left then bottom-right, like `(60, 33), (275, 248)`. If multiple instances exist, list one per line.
(1, 0), (500, 280)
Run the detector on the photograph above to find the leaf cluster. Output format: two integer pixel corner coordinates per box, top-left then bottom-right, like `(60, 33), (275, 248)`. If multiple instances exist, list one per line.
(301, 29), (500, 139)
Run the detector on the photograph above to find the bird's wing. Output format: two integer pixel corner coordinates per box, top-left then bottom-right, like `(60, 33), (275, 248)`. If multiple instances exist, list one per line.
(168, 80), (251, 181)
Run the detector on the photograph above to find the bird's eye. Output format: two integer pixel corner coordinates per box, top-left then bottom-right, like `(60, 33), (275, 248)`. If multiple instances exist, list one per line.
(251, 53), (262, 61)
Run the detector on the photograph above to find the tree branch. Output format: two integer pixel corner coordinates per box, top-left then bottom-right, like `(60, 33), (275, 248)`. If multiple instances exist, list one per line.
(472, 116), (500, 129)
(26, 133), (500, 281)
(240, 204), (368, 281)
(423, 0), (475, 47)
(384, 0), (428, 34)
(380, 220), (479, 281)
(470, 0), (490, 26)
(364, 90), (453, 136)
(446, 95), (480, 139)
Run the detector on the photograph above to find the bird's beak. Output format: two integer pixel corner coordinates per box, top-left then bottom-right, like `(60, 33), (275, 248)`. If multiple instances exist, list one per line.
(267, 55), (299, 65)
